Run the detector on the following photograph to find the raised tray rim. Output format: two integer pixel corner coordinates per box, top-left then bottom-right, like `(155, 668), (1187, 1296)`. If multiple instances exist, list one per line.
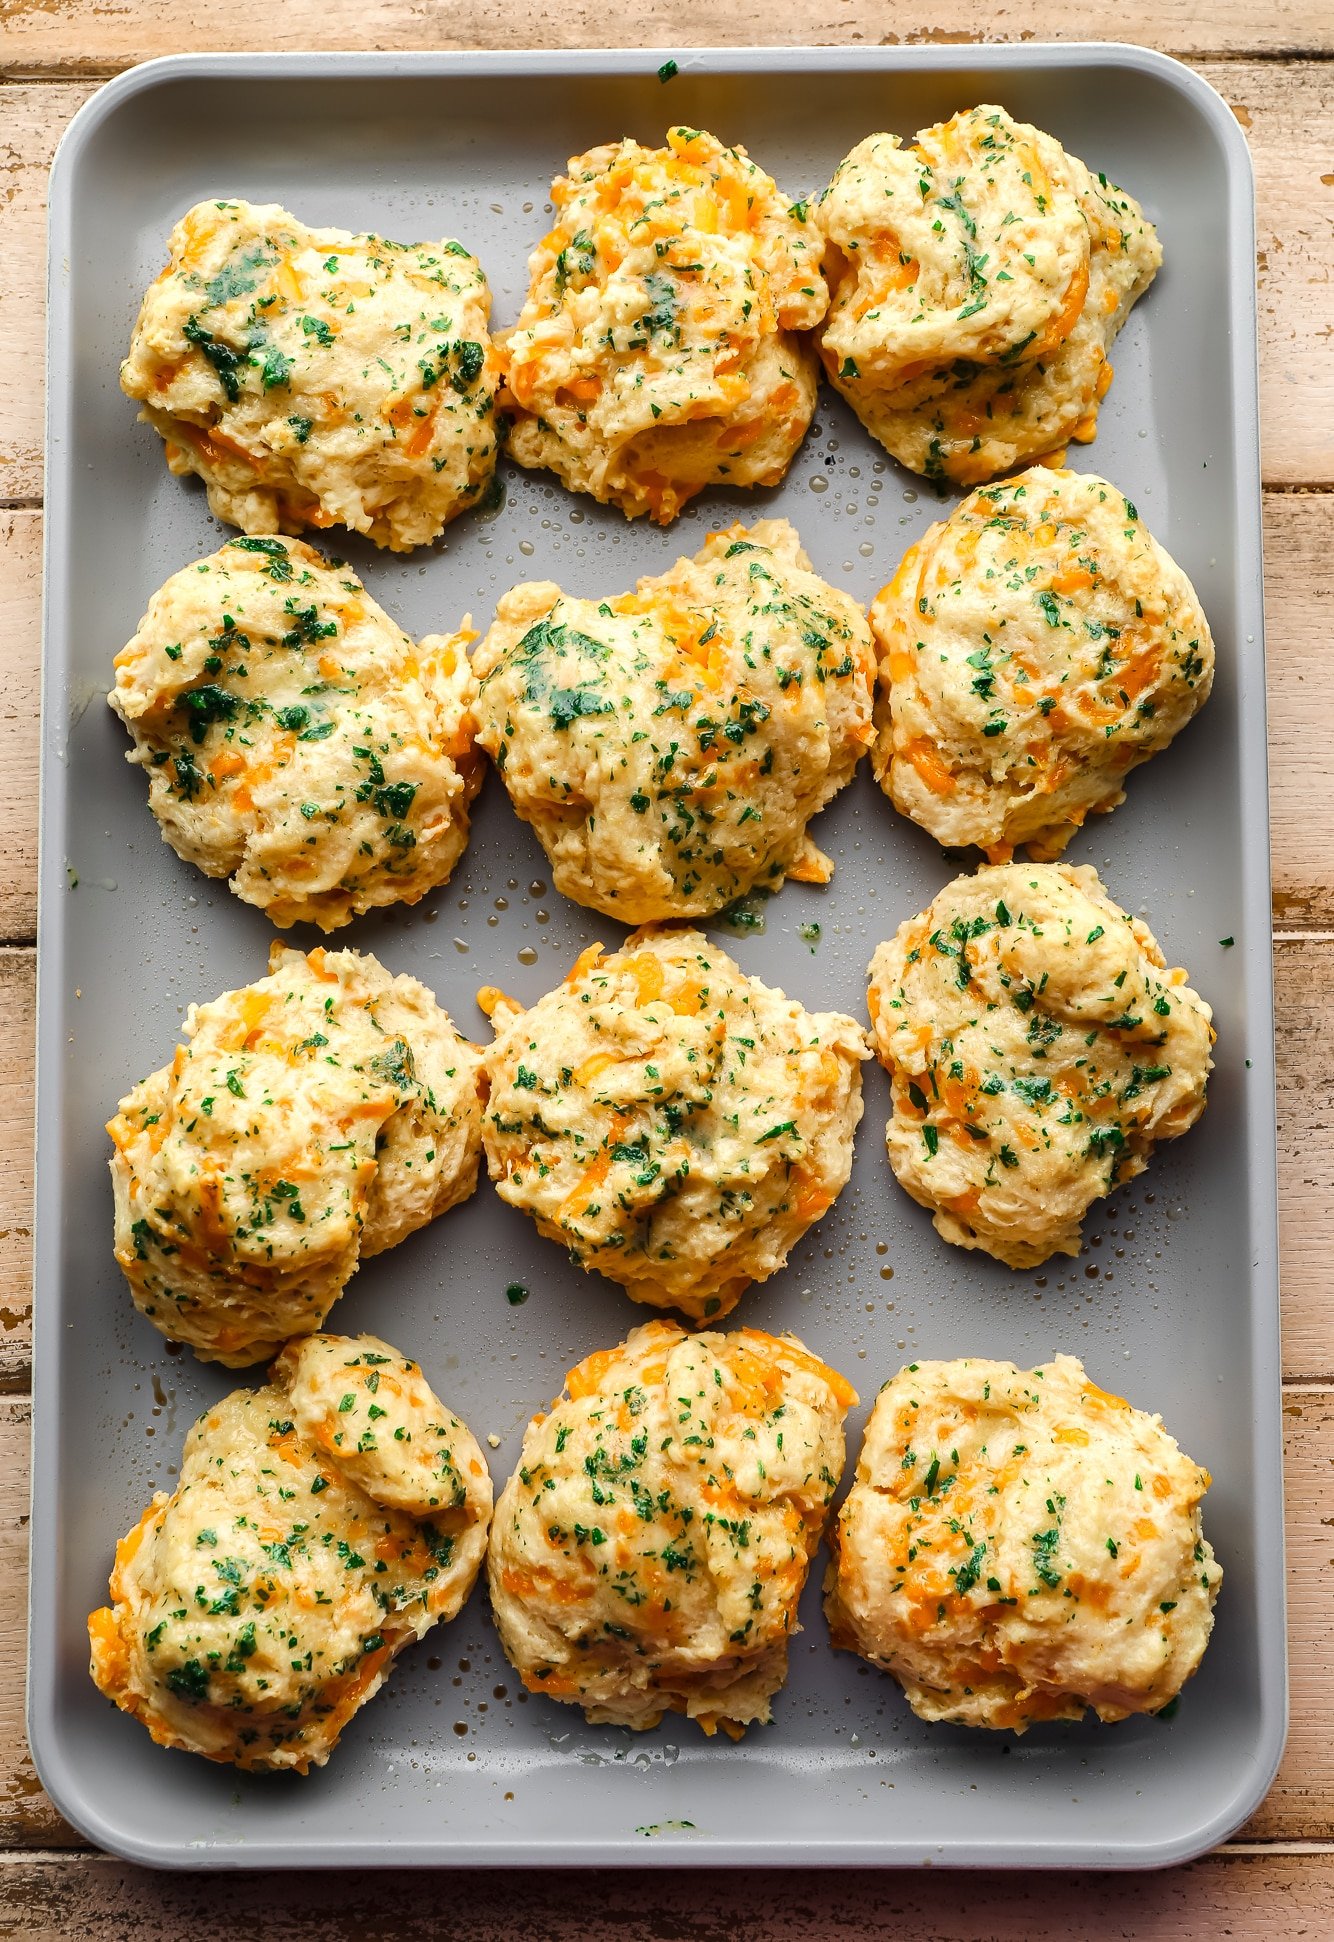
(30, 41), (1284, 1872)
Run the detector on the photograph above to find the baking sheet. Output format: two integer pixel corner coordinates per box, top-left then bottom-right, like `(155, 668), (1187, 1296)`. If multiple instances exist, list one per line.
(30, 44), (1284, 1868)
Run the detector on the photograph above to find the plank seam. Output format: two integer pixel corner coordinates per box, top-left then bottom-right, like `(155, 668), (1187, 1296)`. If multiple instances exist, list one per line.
(1179, 47), (1334, 61)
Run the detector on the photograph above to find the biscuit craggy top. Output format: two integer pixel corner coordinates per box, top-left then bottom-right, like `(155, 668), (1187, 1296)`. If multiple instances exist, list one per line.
(499, 129), (828, 522)
(488, 1319), (856, 1733)
(88, 1332), (492, 1771)
(818, 110), (1091, 386)
(871, 468), (1214, 859)
(826, 1354), (1221, 1731)
(121, 199), (500, 550)
(108, 944), (484, 1365)
(816, 107), (1162, 485)
(110, 536), (481, 930)
(866, 864), (1213, 1268)
(480, 926), (869, 1321)
(473, 519), (875, 921)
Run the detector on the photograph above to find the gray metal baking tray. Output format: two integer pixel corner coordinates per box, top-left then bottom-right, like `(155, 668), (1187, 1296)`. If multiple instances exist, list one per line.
(31, 44), (1282, 1869)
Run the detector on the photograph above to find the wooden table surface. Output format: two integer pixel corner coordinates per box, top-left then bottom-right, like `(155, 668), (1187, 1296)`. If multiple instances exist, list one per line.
(2, 6), (1331, 1934)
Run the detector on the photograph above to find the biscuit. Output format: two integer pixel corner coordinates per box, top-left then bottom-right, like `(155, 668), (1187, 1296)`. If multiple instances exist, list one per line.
(109, 945), (484, 1365)
(489, 1319), (855, 1733)
(473, 519), (875, 921)
(480, 927), (868, 1321)
(826, 1354), (1221, 1730)
(121, 199), (500, 550)
(499, 129), (827, 522)
(110, 536), (480, 930)
(870, 468), (1214, 858)
(816, 108), (1161, 484)
(88, 1332), (492, 1770)
(866, 863), (1212, 1267)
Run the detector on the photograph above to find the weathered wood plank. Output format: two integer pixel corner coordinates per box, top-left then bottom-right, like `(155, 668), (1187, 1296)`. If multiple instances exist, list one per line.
(1244, 1386), (1334, 1839)
(3, 1376), (1332, 1852)
(1250, 1398), (1334, 1833)
(2, 1), (1333, 77)
(1274, 941), (1334, 1380)
(1208, 62), (1334, 490)
(0, 85), (94, 506)
(1265, 496), (1334, 931)
(0, 1401), (76, 1851)
(0, 515), (41, 942)
(0, 953), (34, 1398)
(1, 62), (1331, 502)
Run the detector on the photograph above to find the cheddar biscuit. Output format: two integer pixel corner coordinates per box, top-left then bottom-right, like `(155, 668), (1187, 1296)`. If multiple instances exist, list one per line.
(109, 536), (481, 930)
(826, 1355), (1221, 1730)
(499, 129), (827, 522)
(89, 1332), (492, 1770)
(480, 927), (868, 1322)
(816, 107), (1161, 484)
(871, 469), (1214, 859)
(109, 945), (484, 1365)
(122, 199), (500, 550)
(473, 520), (875, 921)
(866, 863), (1212, 1267)
(489, 1320), (855, 1733)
